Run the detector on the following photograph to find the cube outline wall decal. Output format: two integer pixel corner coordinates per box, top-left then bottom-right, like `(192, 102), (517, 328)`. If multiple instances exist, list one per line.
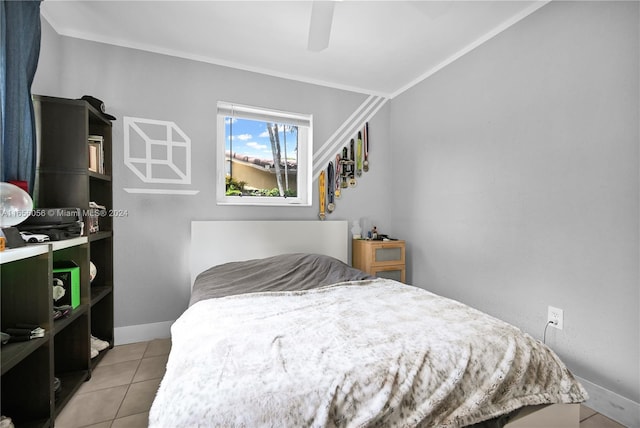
(123, 116), (199, 195)
(124, 117), (191, 184)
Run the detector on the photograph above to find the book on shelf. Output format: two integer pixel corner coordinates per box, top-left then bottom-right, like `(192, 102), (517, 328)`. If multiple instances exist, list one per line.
(88, 135), (104, 174)
(88, 143), (99, 172)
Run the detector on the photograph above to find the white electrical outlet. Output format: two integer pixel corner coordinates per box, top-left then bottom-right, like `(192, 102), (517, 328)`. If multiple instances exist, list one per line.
(548, 306), (564, 330)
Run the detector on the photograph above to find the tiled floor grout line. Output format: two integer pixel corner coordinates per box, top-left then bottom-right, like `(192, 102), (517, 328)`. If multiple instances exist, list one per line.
(77, 358), (140, 428)
(113, 365), (138, 421)
(113, 351), (147, 421)
(580, 413), (592, 422)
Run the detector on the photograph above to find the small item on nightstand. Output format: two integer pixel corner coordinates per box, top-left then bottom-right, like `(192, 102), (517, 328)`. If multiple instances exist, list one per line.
(351, 220), (362, 239)
(360, 217), (372, 239)
(372, 226), (378, 240)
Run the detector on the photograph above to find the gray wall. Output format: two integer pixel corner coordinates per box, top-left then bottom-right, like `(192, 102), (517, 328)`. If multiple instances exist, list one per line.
(33, 20), (393, 328)
(34, 1), (639, 422)
(35, 19), (62, 95)
(390, 0), (639, 411)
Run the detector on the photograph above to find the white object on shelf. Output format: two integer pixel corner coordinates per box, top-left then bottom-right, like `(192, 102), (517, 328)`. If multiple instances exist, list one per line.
(0, 182), (33, 227)
(90, 261), (97, 282)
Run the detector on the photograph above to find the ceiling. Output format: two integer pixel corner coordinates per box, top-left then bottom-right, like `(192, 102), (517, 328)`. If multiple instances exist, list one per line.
(40, 1), (548, 98)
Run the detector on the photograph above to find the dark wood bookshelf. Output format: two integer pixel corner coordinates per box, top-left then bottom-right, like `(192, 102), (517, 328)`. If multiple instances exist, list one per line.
(0, 95), (116, 425)
(0, 335), (50, 375)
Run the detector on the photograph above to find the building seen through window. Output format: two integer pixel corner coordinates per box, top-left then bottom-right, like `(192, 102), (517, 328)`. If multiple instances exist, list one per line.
(217, 102), (312, 206)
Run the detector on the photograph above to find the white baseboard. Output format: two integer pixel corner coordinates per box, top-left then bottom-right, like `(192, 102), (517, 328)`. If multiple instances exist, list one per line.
(114, 320), (173, 345)
(577, 376), (640, 428)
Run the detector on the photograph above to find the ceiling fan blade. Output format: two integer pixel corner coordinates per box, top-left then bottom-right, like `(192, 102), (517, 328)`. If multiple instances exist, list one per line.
(308, 1), (335, 52)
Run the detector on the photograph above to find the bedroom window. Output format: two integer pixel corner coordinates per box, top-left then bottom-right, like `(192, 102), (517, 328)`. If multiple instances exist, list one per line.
(216, 102), (312, 206)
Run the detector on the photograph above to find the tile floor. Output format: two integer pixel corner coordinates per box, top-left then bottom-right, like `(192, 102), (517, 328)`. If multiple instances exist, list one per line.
(56, 339), (628, 428)
(55, 338), (171, 428)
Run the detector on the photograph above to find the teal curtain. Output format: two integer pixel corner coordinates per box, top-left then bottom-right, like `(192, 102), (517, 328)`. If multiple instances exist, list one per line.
(0, 0), (41, 195)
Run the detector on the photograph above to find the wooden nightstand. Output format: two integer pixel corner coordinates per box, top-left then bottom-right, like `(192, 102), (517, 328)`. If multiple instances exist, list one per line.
(352, 239), (406, 282)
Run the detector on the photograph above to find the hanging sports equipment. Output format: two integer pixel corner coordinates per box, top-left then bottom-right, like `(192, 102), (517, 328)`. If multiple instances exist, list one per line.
(327, 162), (335, 213)
(318, 171), (326, 220)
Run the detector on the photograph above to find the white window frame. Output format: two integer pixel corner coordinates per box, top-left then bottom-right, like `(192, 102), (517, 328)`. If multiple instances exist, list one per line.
(216, 101), (312, 206)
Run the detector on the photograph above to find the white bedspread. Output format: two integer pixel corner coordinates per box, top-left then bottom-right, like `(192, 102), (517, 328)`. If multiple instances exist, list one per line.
(149, 279), (587, 427)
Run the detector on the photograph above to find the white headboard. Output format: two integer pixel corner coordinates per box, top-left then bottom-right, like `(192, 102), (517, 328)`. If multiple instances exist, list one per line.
(190, 220), (348, 287)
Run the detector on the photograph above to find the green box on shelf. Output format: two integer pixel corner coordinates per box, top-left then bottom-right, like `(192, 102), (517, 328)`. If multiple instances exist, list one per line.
(53, 261), (80, 309)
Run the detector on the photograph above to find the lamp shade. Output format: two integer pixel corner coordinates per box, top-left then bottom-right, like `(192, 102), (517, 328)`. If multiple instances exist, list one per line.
(0, 182), (33, 227)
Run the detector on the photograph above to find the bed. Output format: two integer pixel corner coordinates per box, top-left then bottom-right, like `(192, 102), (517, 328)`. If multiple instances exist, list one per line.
(149, 220), (587, 428)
